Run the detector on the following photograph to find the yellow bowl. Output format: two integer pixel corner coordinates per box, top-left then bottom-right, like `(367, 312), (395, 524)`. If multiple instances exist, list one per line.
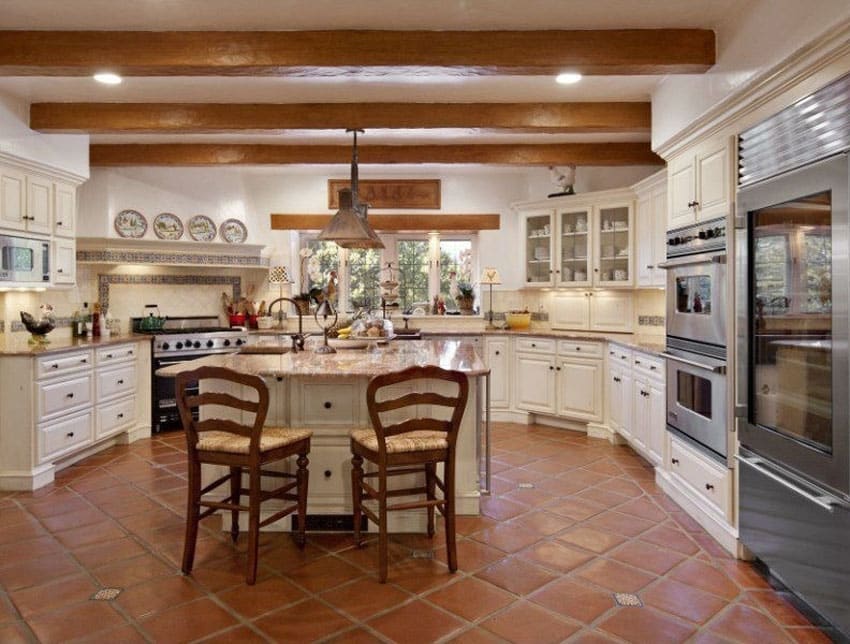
(505, 312), (531, 329)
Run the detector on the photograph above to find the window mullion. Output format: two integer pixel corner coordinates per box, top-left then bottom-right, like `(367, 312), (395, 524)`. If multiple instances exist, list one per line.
(428, 232), (441, 301)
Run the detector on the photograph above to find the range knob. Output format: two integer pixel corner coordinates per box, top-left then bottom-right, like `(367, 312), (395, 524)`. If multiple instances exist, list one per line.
(223, 339), (231, 347)
(714, 226), (724, 237)
(193, 341), (201, 349)
(161, 342), (170, 351)
(698, 230), (707, 239)
(206, 340), (214, 348)
(669, 237), (680, 245)
(175, 342), (184, 350)
(235, 338), (244, 346)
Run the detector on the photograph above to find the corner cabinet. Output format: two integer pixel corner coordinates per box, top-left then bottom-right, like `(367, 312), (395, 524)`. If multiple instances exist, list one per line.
(634, 170), (667, 288)
(517, 188), (634, 288)
(668, 136), (734, 230)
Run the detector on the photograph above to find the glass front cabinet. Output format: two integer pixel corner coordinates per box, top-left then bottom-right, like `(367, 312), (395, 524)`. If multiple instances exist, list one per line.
(519, 192), (634, 288)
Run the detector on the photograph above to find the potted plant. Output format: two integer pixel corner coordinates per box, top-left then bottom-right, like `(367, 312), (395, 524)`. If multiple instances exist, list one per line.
(456, 281), (475, 315)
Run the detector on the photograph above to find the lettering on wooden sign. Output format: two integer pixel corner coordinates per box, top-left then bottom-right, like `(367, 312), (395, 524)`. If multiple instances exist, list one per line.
(328, 179), (441, 209)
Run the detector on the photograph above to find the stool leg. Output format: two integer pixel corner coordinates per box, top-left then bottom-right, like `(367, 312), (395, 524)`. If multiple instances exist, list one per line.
(351, 454), (364, 547)
(246, 467), (261, 585)
(425, 462), (436, 538)
(443, 455), (458, 573)
(378, 465), (388, 583)
(182, 457), (201, 576)
(229, 467), (240, 543)
(295, 451), (309, 549)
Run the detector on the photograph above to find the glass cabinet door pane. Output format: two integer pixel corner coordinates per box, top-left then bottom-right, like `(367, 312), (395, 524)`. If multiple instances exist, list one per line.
(525, 214), (552, 283)
(750, 190), (833, 453)
(597, 206), (630, 283)
(559, 209), (589, 284)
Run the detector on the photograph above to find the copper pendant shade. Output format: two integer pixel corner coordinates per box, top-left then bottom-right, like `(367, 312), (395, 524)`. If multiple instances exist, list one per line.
(318, 129), (385, 249)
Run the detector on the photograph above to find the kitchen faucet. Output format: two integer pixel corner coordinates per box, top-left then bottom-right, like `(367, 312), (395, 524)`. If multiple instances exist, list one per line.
(267, 297), (307, 352)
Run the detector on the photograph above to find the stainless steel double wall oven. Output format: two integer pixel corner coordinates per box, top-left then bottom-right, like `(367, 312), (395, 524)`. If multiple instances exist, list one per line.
(736, 71), (850, 636)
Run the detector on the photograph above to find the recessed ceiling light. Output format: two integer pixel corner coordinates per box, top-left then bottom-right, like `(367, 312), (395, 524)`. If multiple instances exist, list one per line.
(556, 72), (583, 85)
(93, 72), (122, 85)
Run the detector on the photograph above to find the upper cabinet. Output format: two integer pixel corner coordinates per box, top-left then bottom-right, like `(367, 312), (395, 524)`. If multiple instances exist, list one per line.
(0, 167), (26, 232)
(25, 175), (53, 235)
(634, 170), (667, 288)
(668, 136), (734, 230)
(518, 188), (634, 289)
(53, 182), (76, 238)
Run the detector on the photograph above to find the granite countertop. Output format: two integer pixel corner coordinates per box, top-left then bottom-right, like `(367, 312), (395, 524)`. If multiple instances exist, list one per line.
(156, 338), (489, 378)
(0, 333), (151, 357)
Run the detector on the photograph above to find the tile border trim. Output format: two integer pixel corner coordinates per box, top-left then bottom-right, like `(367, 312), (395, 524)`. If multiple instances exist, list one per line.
(98, 273), (242, 313)
(78, 249), (269, 268)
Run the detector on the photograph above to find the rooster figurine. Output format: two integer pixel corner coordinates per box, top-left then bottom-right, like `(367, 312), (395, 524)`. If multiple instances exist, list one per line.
(323, 270), (338, 306)
(21, 304), (56, 345)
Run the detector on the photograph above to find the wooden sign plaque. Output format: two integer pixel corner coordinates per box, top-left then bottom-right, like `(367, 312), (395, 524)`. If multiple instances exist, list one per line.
(328, 179), (441, 209)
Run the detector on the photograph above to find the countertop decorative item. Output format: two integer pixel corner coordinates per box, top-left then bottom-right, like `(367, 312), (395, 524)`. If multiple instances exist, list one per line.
(153, 212), (184, 240)
(221, 218), (248, 244)
(480, 267), (502, 329)
(20, 304), (56, 345)
(187, 214), (217, 242)
(114, 209), (147, 238)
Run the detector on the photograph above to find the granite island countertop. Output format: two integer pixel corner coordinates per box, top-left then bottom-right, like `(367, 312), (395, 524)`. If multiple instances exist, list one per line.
(0, 333), (151, 357)
(156, 338), (489, 378)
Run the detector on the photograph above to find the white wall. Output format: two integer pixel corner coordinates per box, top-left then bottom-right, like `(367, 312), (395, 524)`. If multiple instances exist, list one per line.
(652, 0), (850, 149)
(0, 92), (89, 178)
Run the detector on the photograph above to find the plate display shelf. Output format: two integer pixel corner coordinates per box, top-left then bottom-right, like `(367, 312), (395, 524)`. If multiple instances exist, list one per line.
(75, 237), (270, 269)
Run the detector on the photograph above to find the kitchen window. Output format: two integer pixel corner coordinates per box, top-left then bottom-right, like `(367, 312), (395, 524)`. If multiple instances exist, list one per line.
(299, 232), (477, 313)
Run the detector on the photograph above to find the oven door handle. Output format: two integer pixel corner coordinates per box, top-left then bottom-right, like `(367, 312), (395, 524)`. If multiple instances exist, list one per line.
(736, 453), (849, 512)
(658, 253), (727, 269)
(661, 352), (727, 374)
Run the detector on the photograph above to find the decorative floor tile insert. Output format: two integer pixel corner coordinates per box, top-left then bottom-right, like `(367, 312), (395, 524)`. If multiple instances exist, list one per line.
(91, 588), (122, 601)
(613, 592), (643, 607)
(517, 482), (536, 489)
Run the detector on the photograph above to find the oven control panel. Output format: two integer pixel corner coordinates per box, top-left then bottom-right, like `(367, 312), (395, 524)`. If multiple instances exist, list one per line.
(666, 217), (727, 257)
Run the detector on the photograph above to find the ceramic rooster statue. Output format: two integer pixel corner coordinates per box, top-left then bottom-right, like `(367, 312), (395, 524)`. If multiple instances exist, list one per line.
(548, 164), (577, 197)
(21, 304), (56, 345)
(323, 270), (338, 306)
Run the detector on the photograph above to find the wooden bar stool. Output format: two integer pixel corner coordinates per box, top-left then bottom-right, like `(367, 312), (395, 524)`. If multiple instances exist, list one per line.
(350, 365), (469, 582)
(175, 366), (312, 585)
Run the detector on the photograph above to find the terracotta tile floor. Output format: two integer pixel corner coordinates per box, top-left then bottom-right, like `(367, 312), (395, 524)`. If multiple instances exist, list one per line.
(0, 423), (833, 643)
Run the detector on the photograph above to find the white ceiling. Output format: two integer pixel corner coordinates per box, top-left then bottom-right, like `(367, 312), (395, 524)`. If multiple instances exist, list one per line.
(0, 0), (748, 152)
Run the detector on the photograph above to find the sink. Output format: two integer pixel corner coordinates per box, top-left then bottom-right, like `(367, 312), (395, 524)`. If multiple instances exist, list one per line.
(237, 345), (291, 355)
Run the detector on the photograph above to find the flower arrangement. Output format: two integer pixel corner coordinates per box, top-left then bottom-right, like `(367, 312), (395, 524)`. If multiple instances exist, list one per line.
(454, 248), (475, 313)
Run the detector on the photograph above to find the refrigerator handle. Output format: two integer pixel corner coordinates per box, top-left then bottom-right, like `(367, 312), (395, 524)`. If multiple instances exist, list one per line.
(736, 453), (848, 512)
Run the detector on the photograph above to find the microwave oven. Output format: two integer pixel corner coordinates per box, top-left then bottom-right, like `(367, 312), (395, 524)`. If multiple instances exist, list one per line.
(0, 234), (50, 283)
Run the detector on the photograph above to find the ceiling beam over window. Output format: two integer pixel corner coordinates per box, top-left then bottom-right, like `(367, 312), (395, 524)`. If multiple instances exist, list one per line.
(89, 142), (663, 166)
(30, 102), (651, 134)
(0, 29), (715, 76)
(271, 214), (501, 232)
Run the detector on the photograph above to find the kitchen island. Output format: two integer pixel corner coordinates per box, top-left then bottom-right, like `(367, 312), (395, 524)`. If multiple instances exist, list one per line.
(157, 339), (489, 532)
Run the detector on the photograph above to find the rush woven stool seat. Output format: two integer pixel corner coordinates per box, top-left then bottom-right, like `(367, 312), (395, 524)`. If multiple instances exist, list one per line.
(175, 366), (312, 585)
(350, 365), (469, 583)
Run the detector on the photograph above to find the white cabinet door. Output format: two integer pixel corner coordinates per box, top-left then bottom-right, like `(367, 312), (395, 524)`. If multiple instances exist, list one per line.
(648, 379), (666, 465)
(636, 193), (654, 286)
(54, 182), (76, 238)
(631, 376), (649, 451)
(608, 363), (623, 433)
(54, 238), (76, 284)
(668, 158), (695, 230)
(589, 291), (633, 332)
(26, 175), (52, 235)
(557, 357), (603, 422)
(594, 201), (633, 286)
(0, 167), (26, 232)
(485, 337), (510, 409)
(522, 209), (556, 287)
(651, 184), (668, 286)
(550, 291), (590, 330)
(619, 367), (633, 439)
(515, 353), (556, 414)
(696, 140), (731, 222)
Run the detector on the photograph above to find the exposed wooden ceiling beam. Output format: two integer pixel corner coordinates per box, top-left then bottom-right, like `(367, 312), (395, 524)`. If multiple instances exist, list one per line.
(270, 214), (500, 231)
(0, 30), (715, 76)
(30, 102), (651, 134)
(89, 143), (663, 166)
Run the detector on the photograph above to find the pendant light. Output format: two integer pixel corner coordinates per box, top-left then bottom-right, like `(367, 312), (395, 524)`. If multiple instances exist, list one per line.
(318, 129), (384, 249)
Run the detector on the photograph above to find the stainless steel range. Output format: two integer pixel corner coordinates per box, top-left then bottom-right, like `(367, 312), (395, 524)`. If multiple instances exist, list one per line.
(134, 316), (249, 433)
(660, 218), (730, 462)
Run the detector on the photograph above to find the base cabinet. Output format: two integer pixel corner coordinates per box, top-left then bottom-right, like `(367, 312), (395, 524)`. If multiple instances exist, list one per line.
(514, 352), (557, 414)
(484, 337), (510, 409)
(557, 357), (603, 422)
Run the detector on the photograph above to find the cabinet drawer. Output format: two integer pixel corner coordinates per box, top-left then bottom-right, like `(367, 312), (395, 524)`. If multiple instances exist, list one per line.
(39, 411), (92, 462)
(299, 382), (359, 427)
(515, 337), (555, 354)
(97, 364), (136, 401)
(633, 353), (664, 380)
(557, 340), (602, 358)
(669, 436), (729, 515)
(97, 396), (136, 439)
(38, 373), (92, 420)
(36, 350), (92, 379)
(96, 343), (138, 365)
(607, 345), (633, 365)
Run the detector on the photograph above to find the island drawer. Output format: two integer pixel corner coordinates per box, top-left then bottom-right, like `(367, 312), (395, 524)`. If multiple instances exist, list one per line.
(607, 345), (633, 365)
(296, 382), (360, 427)
(37, 373), (93, 421)
(96, 396), (136, 439)
(669, 436), (729, 516)
(633, 353), (664, 380)
(96, 343), (138, 365)
(36, 350), (92, 379)
(515, 337), (555, 354)
(96, 364), (136, 401)
(557, 340), (603, 358)
(39, 411), (93, 463)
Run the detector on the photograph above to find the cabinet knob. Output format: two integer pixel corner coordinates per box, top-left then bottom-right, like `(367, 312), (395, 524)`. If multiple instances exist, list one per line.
(56, 221), (63, 226)
(323, 401), (332, 409)
(549, 365), (554, 371)
(672, 458), (680, 465)
(556, 366), (561, 371)
(80, 359), (87, 363)
(127, 350), (134, 355)
(117, 413), (124, 419)
(57, 268), (63, 273)
(635, 359), (641, 364)
(66, 392), (74, 398)
(66, 431), (75, 437)
(687, 200), (700, 208)
(555, 269), (560, 274)
(531, 343), (536, 347)
(106, 353), (114, 358)
(705, 483), (715, 491)
(51, 363), (59, 369)
(117, 379), (124, 385)
(276, 376), (283, 382)
(594, 268), (599, 272)
(575, 347), (581, 351)
(495, 350), (500, 355)
(324, 470), (332, 478)
(650, 365), (657, 371)
(646, 265), (654, 269)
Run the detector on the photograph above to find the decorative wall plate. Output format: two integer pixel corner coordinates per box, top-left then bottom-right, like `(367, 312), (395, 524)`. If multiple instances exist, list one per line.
(114, 209), (147, 238)
(220, 218), (248, 244)
(187, 215), (217, 242)
(153, 212), (184, 240)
